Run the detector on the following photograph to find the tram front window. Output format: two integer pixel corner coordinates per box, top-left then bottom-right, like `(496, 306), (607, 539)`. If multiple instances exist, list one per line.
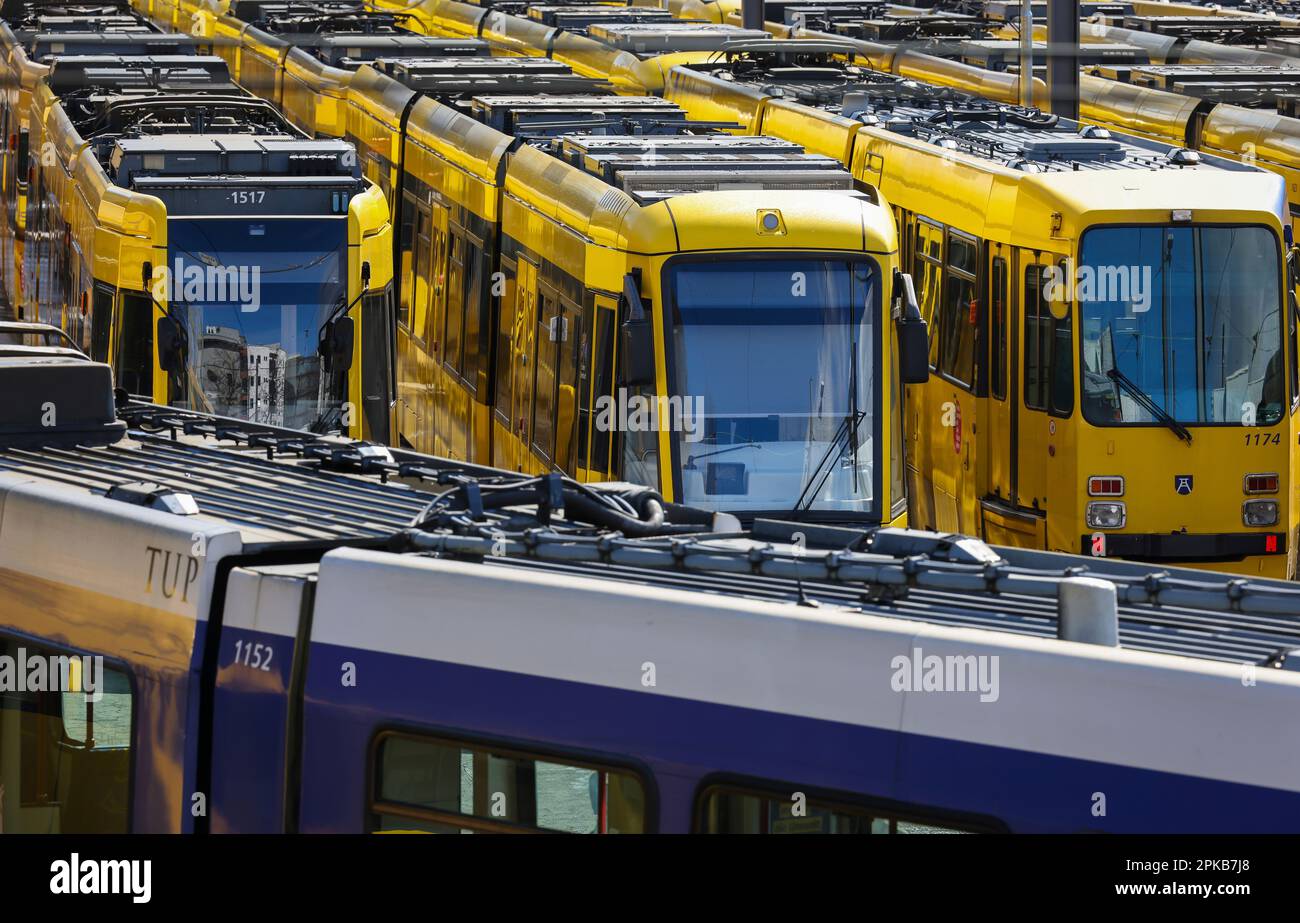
(167, 217), (347, 430)
(666, 257), (878, 516)
(1079, 225), (1284, 428)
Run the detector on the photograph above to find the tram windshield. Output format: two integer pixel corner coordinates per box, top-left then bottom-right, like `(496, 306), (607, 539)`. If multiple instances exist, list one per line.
(167, 217), (348, 430)
(662, 257), (878, 516)
(1079, 225), (1285, 428)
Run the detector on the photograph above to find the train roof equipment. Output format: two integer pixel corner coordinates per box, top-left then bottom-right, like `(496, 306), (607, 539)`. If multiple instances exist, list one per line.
(1, 352), (1299, 667)
(1121, 14), (1300, 46)
(248, 8), (490, 65)
(586, 22), (772, 53)
(676, 40), (1253, 174)
(1093, 61), (1300, 108)
(526, 5), (686, 33)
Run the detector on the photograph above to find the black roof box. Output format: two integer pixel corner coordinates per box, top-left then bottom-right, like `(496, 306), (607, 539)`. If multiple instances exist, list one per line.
(0, 353), (126, 448)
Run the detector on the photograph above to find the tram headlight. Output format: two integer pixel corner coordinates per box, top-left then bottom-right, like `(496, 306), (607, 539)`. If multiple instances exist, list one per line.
(1085, 501), (1126, 529)
(1243, 500), (1280, 527)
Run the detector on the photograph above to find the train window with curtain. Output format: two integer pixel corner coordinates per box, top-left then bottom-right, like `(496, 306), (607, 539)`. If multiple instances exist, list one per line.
(939, 232), (978, 389)
(991, 257), (1008, 400)
(1023, 264), (1049, 412)
(115, 291), (153, 400)
(371, 733), (647, 834)
(0, 636), (134, 833)
(696, 784), (980, 834)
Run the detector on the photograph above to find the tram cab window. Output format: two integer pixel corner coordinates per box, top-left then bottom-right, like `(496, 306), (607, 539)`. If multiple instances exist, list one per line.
(0, 637), (134, 833)
(89, 285), (113, 363)
(696, 785), (976, 834)
(115, 291), (153, 400)
(371, 733), (646, 834)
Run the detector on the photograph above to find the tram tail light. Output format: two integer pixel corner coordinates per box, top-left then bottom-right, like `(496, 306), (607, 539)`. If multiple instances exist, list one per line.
(1244, 473), (1279, 495)
(1086, 501), (1126, 529)
(1087, 476), (1124, 497)
(1243, 500), (1280, 527)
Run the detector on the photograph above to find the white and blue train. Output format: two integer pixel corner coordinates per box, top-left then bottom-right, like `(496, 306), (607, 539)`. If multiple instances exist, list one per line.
(1, 342), (1300, 834)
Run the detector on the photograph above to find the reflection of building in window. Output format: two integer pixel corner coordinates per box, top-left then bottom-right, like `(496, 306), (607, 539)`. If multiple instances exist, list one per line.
(247, 344), (287, 427)
(201, 325), (248, 418)
(285, 353), (324, 430)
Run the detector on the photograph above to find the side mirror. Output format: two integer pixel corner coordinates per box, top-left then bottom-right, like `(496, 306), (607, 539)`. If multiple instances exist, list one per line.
(156, 315), (187, 395)
(892, 270), (929, 385)
(360, 260), (371, 292)
(618, 270), (655, 387)
(320, 314), (354, 374)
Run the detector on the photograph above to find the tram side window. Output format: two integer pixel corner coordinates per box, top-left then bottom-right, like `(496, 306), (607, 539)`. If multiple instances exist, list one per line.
(990, 257), (1008, 400)
(532, 291), (559, 463)
(89, 285), (113, 363)
(494, 263), (517, 429)
(0, 637), (134, 833)
(585, 305), (617, 475)
(412, 208), (432, 340)
(445, 234), (465, 375)
(912, 220), (943, 369)
(554, 305), (581, 474)
(371, 734), (646, 833)
(462, 241), (486, 397)
(115, 291), (153, 400)
(697, 785), (976, 834)
(938, 233), (978, 389)
(397, 194), (418, 329)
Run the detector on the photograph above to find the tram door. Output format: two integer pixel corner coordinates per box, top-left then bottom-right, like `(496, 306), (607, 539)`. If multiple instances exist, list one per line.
(1009, 249), (1069, 549)
(983, 247), (1015, 504)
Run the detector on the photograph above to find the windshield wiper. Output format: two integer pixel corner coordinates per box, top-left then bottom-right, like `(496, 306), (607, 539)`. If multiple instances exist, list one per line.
(792, 410), (866, 511)
(686, 442), (761, 464)
(1107, 367), (1192, 445)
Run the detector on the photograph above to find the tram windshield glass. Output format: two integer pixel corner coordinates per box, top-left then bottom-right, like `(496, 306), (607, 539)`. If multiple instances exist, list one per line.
(665, 257), (878, 515)
(1079, 224), (1284, 427)
(168, 217), (347, 430)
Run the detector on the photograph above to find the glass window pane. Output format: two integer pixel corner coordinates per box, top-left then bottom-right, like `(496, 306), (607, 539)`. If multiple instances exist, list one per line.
(373, 736), (645, 834)
(698, 787), (973, 835)
(0, 638), (133, 833)
(667, 258), (877, 514)
(1078, 225), (1283, 426)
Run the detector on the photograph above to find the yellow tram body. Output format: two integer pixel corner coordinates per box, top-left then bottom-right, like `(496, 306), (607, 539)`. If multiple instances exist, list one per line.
(666, 60), (1300, 577)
